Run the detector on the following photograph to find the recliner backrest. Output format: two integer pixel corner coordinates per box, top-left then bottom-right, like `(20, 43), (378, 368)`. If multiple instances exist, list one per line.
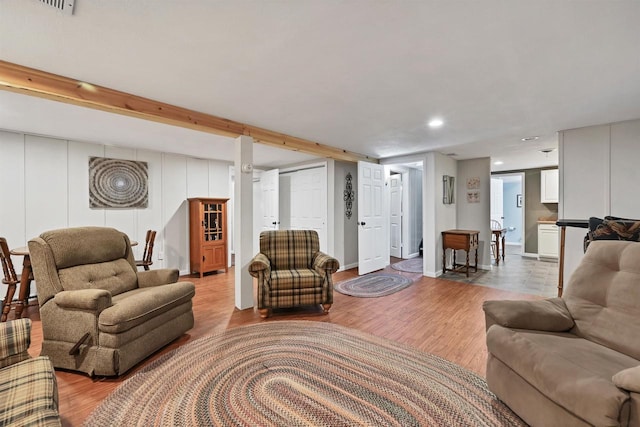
(564, 240), (640, 360)
(30, 227), (138, 301)
(259, 230), (319, 270)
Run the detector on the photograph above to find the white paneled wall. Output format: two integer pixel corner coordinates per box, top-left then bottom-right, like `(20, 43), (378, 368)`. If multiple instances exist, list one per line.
(559, 118), (640, 283)
(0, 130), (232, 301)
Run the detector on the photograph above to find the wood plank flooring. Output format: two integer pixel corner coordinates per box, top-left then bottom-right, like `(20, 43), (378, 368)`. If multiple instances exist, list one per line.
(16, 264), (539, 426)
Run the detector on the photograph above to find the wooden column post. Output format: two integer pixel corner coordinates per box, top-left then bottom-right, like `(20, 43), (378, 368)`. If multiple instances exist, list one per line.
(234, 135), (254, 310)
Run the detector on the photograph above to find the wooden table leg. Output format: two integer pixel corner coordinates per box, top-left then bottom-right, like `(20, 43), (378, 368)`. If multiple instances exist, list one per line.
(14, 256), (32, 319)
(465, 250), (470, 277)
(501, 234), (506, 262)
(442, 248), (447, 274)
(475, 248), (478, 272)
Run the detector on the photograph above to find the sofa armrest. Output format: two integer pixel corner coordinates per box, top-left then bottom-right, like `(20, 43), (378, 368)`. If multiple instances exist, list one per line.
(613, 366), (640, 393)
(312, 252), (340, 275)
(0, 318), (32, 369)
(137, 268), (179, 287)
(54, 289), (112, 312)
(248, 253), (271, 278)
(483, 298), (574, 332)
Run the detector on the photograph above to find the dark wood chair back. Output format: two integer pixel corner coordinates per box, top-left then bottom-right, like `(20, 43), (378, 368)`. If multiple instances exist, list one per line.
(136, 230), (157, 271)
(0, 238), (18, 286)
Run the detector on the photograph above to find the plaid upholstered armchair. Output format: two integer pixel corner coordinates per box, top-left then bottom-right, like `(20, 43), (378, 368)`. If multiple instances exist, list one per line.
(249, 230), (339, 318)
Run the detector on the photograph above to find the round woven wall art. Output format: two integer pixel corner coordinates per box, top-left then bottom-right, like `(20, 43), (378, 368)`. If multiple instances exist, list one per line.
(89, 157), (148, 208)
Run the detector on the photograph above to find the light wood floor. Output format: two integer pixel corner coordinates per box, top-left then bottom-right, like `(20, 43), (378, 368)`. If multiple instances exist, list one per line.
(17, 264), (539, 426)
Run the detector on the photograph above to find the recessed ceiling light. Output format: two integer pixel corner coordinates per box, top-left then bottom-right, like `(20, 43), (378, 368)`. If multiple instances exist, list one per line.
(521, 136), (539, 142)
(494, 161), (504, 165)
(428, 118), (444, 128)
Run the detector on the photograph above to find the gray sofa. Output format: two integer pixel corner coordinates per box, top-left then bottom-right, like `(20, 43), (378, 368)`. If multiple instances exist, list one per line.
(484, 240), (640, 426)
(29, 226), (195, 376)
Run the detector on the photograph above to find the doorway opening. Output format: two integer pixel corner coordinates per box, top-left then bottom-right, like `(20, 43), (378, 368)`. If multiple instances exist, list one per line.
(490, 172), (525, 254)
(386, 163), (423, 261)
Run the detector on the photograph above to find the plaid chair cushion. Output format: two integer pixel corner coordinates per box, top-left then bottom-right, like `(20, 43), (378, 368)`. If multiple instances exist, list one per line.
(270, 268), (324, 290)
(0, 356), (60, 427)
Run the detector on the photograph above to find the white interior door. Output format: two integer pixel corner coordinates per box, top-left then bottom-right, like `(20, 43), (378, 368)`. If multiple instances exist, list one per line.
(261, 168), (279, 231)
(389, 174), (402, 258)
(358, 161), (389, 275)
(490, 178), (504, 226)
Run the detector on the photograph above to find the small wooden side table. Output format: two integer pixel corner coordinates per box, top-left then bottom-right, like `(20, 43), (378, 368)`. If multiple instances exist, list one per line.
(442, 229), (480, 277)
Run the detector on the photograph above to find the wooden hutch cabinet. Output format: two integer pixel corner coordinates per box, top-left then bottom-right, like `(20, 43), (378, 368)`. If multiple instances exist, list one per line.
(188, 198), (229, 277)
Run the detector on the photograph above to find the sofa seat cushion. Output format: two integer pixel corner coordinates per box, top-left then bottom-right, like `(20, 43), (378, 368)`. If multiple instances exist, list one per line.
(99, 282), (195, 334)
(487, 325), (637, 426)
(270, 269), (324, 290)
(0, 356), (60, 426)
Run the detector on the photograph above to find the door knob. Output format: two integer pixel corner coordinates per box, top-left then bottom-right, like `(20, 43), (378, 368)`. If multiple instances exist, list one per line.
(360, 221), (366, 226)
(272, 221), (277, 225)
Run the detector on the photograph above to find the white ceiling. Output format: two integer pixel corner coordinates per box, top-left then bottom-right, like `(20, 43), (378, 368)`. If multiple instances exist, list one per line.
(1, 1), (639, 171)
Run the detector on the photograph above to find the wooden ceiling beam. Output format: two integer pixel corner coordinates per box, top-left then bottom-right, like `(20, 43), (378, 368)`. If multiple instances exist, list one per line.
(0, 60), (376, 163)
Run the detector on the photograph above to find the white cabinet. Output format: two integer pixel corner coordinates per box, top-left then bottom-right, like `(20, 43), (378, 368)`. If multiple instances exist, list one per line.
(541, 169), (559, 203)
(538, 223), (559, 258)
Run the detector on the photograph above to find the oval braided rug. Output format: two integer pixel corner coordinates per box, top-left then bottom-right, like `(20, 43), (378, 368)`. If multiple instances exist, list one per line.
(334, 273), (413, 297)
(84, 321), (525, 427)
(391, 257), (424, 273)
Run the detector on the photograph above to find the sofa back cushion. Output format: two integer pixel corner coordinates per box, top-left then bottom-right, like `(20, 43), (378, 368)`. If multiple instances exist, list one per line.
(58, 259), (138, 295)
(565, 240), (640, 359)
(39, 227), (137, 295)
(259, 230), (319, 270)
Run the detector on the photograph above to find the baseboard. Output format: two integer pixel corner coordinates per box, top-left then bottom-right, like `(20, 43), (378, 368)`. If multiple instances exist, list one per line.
(522, 252), (539, 259)
(403, 252), (420, 259)
(338, 262), (358, 272)
(426, 270), (440, 278)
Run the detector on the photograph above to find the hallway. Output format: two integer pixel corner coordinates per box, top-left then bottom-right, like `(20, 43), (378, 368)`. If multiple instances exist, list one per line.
(439, 245), (558, 298)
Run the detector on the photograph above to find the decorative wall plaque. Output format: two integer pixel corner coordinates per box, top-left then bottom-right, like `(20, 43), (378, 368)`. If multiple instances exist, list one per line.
(343, 172), (355, 219)
(89, 157), (149, 208)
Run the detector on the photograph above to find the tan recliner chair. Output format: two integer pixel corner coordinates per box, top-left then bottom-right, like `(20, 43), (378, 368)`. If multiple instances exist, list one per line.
(483, 241), (640, 426)
(29, 227), (195, 376)
(249, 230), (339, 318)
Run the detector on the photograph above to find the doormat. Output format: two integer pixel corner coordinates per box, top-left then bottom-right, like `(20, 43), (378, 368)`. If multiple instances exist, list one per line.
(334, 273), (413, 297)
(391, 257), (423, 273)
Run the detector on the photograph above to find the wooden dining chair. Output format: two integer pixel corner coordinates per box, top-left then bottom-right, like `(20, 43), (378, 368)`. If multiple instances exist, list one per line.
(1, 238), (21, 322)
(490, 220), (502, 260)
(135, 230), (157, 271)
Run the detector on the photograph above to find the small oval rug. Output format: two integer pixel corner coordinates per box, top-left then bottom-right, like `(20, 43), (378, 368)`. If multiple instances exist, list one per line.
(334, 273), (413, 297)
(391, 257), (424, 273)
(84, 321), (525, 427)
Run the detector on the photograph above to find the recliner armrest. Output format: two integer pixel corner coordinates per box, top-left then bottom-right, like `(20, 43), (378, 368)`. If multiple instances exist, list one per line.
(248, 253), (271, 278)
(312, 252), (340, 274)
(483, 298), (574, 332)
(137, 268), (179, 287)
(613, 366), (640, 393)
(54, 289), (112, 312)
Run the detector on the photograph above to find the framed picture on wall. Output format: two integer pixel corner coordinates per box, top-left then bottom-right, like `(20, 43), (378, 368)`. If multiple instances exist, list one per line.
(516, 194), (523, 207)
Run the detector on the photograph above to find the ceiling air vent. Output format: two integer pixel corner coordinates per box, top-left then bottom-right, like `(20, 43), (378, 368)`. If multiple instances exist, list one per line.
(37, 0), (75, 15)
